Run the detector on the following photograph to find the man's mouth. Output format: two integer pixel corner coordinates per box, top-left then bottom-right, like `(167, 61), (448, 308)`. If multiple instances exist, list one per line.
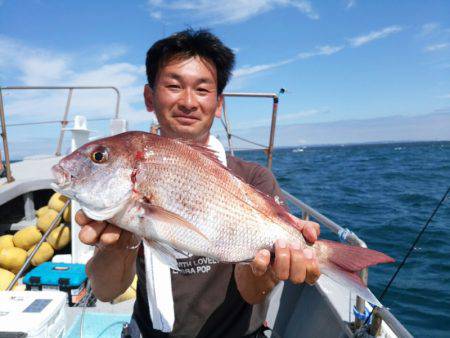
(172, 114), (200, 125)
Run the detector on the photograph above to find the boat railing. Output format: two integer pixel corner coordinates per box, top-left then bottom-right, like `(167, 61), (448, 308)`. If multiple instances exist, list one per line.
(221, 92), (279, 170)
(282, 189), (412, 337)
(219, 91), (411, 336)
(0, 86), (121, 184)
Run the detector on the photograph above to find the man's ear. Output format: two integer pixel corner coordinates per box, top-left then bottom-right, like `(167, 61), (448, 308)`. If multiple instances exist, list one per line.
(144, 84), (155, 112)
(214, 95), (224, 118)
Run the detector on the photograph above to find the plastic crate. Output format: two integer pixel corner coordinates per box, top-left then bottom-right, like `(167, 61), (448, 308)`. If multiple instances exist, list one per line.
(23, 262), (90, 307)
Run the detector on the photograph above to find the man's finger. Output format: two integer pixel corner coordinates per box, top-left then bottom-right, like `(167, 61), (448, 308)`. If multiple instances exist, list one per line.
(78, 221), (107, 245)
(99, 224), (122, 245)
(311, 221), (320, 237)
(303, 248), (320, 285)
(289, 243), (306, 284)
(75, 210), (92, 226)
(302, 224), (318, 243)
(272, 239), (290, 280)
(250, 250), (270, 277)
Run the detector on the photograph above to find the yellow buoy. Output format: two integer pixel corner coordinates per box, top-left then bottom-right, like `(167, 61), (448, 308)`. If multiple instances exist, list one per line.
(13, 226), (43, 250)
(0, 247), (27, 274)
(0, 268), (15, 291)
(113, 275), (138, 304)
(46, 225), (70, 250)
(48, 192), (68, 212)
(0, 235), (14, 251)
(27, 242), (54, 266)
(37, 209), (61, 233)
(12, 284), (26, 291)
(36, 206), (50, 218)
(63, 205), (71, 223)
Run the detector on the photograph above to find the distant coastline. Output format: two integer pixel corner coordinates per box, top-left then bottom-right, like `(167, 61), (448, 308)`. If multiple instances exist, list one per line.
(231, 140), (450, 152)
(217, 111), (450, 151)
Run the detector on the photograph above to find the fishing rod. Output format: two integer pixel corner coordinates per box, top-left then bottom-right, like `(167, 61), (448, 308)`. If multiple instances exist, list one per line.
(363, 185), (450, 329)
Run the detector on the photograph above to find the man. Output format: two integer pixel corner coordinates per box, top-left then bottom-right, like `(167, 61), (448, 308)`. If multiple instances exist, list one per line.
(76, 29), (320, 337)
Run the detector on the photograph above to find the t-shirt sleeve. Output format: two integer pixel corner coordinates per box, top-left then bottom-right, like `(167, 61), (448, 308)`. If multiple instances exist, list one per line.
(249, 165), (286, 205)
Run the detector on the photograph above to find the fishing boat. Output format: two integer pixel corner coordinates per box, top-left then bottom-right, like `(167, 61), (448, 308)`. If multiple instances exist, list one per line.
(0, 86), (412, 337)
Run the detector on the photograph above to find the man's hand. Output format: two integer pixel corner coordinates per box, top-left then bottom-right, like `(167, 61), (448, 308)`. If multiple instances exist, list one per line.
(75, 210), (139, 301)
(251, 219), (320, 284)
(75, 210), (139, 250)
(235, 219), (321, 304)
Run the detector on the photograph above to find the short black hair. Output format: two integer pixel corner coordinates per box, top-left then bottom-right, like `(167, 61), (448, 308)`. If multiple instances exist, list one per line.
(146, 29), (235, 95)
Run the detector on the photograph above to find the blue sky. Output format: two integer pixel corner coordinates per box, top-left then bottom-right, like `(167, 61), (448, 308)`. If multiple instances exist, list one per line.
(1, 1), (450, 156)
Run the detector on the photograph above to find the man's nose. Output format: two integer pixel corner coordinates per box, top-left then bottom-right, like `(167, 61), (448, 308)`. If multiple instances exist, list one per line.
(179, 89), (198, 113)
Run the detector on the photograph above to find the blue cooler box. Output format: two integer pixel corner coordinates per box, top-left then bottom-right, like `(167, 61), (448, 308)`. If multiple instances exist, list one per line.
(23, 262), (90, 306)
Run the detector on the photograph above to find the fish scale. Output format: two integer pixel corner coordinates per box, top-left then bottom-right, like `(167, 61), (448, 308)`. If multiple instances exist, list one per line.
(134, 144), (298, 261)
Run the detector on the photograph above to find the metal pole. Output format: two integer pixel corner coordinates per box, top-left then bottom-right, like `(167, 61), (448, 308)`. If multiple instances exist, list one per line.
(0, 88), (14, 183)
(7, 200), (70, 290)
(23, 192), (35, 221)
(112, 87), (121, 119)
(354, 267), (368, 329)
(301, 210), (309, 221)
(369, 307), (383, 336)
(267, 96), (279, 170)
(55, 88), (73, 156)
(371, 307), (413, 338)
(283, 188), (370, 330)
(221, 99), (234, 156)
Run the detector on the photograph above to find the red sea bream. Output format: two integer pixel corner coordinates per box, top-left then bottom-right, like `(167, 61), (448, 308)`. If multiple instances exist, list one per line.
(52, 131), (394, 304)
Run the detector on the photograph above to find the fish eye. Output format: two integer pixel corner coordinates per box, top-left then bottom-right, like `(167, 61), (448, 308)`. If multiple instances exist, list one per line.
(90, 147), (108, 163)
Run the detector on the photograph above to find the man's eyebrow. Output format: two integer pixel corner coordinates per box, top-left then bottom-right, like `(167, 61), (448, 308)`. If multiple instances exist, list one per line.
(163, 73), (182, 81)
(163, 73), (215, 85)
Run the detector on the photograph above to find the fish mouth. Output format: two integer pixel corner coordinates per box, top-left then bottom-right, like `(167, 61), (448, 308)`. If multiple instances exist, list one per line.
(51, 164), (72, 189)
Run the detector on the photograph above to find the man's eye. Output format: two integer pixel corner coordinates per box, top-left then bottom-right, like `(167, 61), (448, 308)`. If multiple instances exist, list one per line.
(167, 85), (180, 89)
(197, 88), (209, 93)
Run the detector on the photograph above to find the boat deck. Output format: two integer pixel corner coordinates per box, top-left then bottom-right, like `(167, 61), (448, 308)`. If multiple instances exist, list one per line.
(0, 155), (61, 205)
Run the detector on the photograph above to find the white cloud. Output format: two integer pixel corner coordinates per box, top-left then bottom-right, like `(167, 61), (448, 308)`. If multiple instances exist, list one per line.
(98, 44), (128, 62)
(298, 45), (344, 59)
(233, 58), (295, 77)
(278, 108), (330, 122)
(233, 107), (329, 129)
(147, 0), (318, 25)
(346, 0), (356, 9)
(424, 43), (449, 52)
(233, 44), (343, 78)
(349, 25), (403, 47)
(0, 35), (72, 84)
(419, 22), (439, 37)
(0, 36), (150, 126)
(150, 11), (162, 20)
(232, 25), (402, 80)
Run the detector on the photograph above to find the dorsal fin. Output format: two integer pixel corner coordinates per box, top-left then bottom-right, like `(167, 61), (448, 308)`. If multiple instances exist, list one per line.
(175, 138), (229, 171)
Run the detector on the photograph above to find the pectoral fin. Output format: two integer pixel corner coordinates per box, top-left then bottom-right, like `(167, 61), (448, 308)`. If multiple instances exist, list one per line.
(144, 239), (180, 271)
(141, 203), (209, 242)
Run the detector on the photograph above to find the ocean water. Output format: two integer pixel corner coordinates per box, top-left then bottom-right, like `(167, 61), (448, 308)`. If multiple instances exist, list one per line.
(237, 141), (450, 337)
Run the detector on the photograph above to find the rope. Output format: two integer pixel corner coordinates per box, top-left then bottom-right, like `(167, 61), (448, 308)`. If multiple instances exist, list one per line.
(227, 133), (267, 149)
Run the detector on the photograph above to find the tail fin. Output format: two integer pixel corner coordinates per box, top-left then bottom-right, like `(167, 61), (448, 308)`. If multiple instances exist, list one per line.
(316, 240), (394, 306)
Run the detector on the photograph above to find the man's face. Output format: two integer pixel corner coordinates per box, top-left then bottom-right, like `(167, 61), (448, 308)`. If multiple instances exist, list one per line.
(144, 56), (223, 143)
